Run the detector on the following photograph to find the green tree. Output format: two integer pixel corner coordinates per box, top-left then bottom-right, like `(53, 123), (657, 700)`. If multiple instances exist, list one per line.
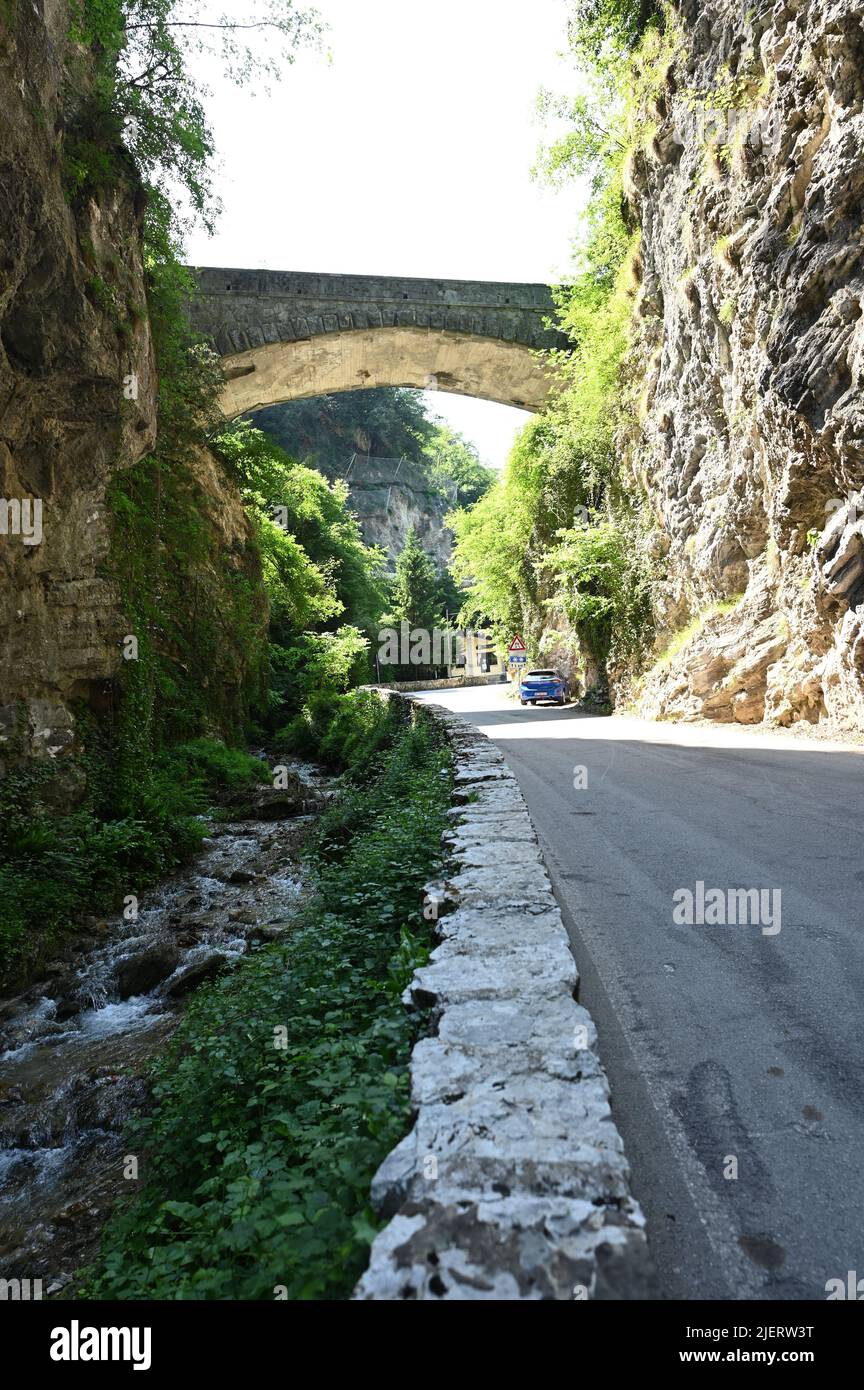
(546, 519), (651, 670)
(390, 528), (443, 632)
(424, 425), (496, 507)
(212, 422), (387, 720)
(214, 421), (386, 640)
(68, 0), (322, 227)
(566, 0), (657, 61)
(448, 0), (668, 688)
(253, 389), (436, 473)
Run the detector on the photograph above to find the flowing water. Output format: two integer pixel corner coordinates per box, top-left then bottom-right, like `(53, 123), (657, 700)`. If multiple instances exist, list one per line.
(0, 759), (331, 1293)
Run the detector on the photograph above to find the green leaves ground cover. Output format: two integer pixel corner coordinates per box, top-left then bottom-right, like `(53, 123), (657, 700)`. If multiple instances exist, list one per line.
(82, 704), (451, 1299)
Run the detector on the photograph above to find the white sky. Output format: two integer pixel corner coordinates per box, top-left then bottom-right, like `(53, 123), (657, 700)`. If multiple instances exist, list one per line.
(185, 0), (583, 467)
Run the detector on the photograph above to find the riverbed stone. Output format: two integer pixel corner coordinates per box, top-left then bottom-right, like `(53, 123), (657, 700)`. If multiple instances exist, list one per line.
(116, 946), (181, 1000)
(228, 778), (325, 820)
(165, 952), (229, 998)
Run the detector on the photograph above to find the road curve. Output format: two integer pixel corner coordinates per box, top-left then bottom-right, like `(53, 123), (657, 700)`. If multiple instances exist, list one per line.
(411, 685), (864, 1301)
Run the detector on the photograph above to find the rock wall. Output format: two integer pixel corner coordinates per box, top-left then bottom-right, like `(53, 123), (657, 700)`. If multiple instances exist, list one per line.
(252, 397), (456, 569)
(0, 1), (156, 764)
(625, 0), (864, 731)
(325, 454), (454, 568)
(0, 3), (263, 772)
(355, 695), (650, 1300)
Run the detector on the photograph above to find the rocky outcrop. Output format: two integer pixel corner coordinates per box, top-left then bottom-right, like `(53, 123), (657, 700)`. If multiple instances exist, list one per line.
(0, 3), (156, 765)
(116, 946), (180, 1000)
(253, 391), (457, 568)
(224, 771), (326, 819)
(324, 454), (454, 568)
(355, 697), (650, 1300)
(624, 0), (864, 732)
(165, 952), (228, 998)
(0, 5), (267, 774)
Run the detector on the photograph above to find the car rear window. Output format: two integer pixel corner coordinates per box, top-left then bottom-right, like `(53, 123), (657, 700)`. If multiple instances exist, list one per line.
(527, 670), (556, 677)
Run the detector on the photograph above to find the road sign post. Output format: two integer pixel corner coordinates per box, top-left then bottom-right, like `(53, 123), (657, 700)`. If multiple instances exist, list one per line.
(508, 635), (528, 676)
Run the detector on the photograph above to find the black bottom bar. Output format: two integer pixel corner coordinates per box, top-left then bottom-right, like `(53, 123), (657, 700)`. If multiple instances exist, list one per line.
(3, 1297), (858, 1376)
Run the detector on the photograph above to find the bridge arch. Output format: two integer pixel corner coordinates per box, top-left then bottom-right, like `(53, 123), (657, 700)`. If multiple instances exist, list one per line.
(187, 267), (568, 417)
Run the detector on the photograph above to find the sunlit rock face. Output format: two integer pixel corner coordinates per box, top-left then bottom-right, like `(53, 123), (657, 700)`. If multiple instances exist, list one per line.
(318, 454), (456, 569)
(626, 0), (864, 730)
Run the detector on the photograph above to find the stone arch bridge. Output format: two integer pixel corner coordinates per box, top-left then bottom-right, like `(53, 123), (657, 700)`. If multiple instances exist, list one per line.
(187, 268), (568, 417)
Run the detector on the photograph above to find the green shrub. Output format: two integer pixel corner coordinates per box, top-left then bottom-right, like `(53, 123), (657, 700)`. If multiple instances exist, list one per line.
(167, 738), (269, 792)
(276, 688), (400, 778)
(546, 517), (652, 667)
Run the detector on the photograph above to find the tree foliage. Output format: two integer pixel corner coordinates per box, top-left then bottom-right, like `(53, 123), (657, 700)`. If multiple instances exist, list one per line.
(68, 0), (322, 229)
(566, 0), (658, 63)
(546, 518), (651, 662)
(449, 0), (665, 688)
(423, 425), (496, 507)
(389, 526), (444, 633)
(253, 389), (435, 473)
(254, 390), (496, 512)
(213, 422), (387, 720)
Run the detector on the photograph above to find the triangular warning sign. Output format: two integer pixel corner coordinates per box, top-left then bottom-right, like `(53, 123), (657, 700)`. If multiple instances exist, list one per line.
(508, 634), (527, 654)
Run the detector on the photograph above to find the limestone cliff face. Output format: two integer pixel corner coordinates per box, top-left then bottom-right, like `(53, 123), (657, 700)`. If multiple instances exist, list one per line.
(625, 0), (864, 730)
(0, 3), (263, 771)
(0, 2), (156, 764)
(253, 398), (455, 570)
(321, 455), (454, 569)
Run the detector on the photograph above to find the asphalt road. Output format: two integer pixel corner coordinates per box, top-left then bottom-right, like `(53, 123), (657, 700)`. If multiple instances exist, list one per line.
(413, 684), (864, 1301)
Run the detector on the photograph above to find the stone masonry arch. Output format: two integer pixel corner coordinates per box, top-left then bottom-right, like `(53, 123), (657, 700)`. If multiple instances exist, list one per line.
(187, 268), (568, 416)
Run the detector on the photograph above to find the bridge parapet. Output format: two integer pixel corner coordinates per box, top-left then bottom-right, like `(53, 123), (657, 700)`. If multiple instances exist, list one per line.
(188, 267), (568, 359)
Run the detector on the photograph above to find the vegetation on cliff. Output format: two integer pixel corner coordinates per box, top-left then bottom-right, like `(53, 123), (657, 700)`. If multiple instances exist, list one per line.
(2, 4), (364, 989)
(5, 10), (464, 1297)
(449, 0), (665, 691)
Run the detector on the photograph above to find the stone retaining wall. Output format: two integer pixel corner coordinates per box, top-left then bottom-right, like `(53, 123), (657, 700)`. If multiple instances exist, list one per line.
(375, 675), (504, 693)
(354, 697), (652, 1300)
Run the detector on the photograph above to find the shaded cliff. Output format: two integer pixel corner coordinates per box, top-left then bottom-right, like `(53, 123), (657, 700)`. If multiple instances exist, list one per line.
(0, 2), (155, 764)
(0, 3), (265, 775)
(253, 391), (458, 568)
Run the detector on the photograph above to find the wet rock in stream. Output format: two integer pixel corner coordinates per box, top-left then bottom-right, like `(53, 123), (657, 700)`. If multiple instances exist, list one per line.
(116, 946), (181, 1000)
(166, 952), (229, 998)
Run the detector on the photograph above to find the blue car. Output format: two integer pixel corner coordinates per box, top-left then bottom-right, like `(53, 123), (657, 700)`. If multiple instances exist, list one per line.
(519, 668), (569, 706)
